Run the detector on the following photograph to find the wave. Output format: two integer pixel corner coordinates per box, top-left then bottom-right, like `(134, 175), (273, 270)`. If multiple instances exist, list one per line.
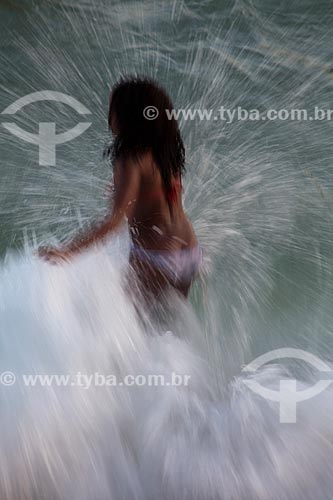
(1, 247), (333, 499)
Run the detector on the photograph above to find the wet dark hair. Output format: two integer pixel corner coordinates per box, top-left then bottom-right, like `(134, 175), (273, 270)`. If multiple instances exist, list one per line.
(105, 76), (185, 198)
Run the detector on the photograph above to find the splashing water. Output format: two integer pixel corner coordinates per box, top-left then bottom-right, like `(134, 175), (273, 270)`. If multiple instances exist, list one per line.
(1, 0), (333, 498)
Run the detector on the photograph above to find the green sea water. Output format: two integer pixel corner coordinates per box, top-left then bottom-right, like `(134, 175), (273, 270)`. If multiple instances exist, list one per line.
(1, 1), (333, 498)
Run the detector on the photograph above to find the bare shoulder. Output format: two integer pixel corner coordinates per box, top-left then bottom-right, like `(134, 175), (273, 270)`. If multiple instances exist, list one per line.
(113, 156), (142, 191)
(115, 151), (153, 174)
(137, 149), (155, 174)
(114, 154), (142, 176)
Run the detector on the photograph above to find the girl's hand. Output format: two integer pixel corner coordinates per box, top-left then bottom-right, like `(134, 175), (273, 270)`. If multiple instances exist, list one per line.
(38, 245), (71, 264)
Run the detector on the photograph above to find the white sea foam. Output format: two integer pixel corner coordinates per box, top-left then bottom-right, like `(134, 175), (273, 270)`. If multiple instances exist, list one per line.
(0, 247), (333, 499)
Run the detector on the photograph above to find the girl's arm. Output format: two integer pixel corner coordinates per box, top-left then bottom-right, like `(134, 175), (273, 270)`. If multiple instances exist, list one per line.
(39, 158), (140, 263)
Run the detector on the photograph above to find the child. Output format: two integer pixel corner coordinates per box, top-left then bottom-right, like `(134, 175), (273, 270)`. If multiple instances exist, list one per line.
(39, 77), (201, 298)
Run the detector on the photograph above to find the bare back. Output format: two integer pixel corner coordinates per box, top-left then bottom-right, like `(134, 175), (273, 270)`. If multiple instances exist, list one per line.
(115, 151), (197, 252)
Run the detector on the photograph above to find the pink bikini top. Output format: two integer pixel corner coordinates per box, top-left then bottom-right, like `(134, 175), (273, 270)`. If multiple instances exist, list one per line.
(167, 177), (182, 204)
